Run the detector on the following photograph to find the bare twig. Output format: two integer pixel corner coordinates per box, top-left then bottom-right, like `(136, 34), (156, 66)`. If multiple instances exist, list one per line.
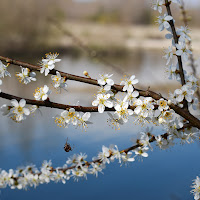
(48, 18), (124, 75)
(179, 0), (200, 100)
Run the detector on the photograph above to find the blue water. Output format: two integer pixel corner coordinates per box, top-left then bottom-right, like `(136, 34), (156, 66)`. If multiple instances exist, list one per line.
(0, 110), (199, 200)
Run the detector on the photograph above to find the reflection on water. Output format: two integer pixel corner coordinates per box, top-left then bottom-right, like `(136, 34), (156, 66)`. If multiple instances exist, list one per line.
(0, 51), (199, 200)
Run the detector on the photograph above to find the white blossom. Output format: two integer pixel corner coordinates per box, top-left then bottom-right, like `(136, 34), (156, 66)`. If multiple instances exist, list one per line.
(33, 85), (51, 101)
(175, 85), (194, 103)
(163, 46), (173, 65)
(92, 94), (113, 113)
(98, 74), (114, 89)
(191, 176), (200, 200)
(176, 42), (192, 61)
(120, 75), (138, 93)
(152, 0), (164, 13)
(51, 71), (67, 90)
(0, 61), (11, 78)
(10, 99), (30, 122)
(157, 14), (173, 31)
(16, 67), (36, 84)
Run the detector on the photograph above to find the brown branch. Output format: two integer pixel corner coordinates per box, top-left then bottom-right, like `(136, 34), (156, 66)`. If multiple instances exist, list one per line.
(48, 18), (124, 75)
(51, 122), (193, 172)
(0, 55), (200, 129)
(179, 0), (200, 101)
(165, 0), (188, 109)
(0, 92), (118, 112)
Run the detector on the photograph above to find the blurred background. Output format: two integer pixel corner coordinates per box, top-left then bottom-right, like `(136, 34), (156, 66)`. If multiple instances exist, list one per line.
(0, 1), (200, 200)
(1, 0), (200, 56)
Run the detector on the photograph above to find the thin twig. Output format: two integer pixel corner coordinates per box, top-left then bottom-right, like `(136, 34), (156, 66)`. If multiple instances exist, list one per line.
(179, 0), (200, 100)
(48, 18), (125, 75)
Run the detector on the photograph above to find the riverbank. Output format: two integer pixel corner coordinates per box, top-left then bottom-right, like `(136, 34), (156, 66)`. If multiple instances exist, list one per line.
(2, 22), (200, 58)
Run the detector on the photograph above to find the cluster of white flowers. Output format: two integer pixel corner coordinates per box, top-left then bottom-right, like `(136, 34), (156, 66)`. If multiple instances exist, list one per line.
(152, 2), (200, 199)
(0, 99), (30, 122)
(51, 71), (67, 91)
(0, 142), (149, 189)
(54, 108), (92, 131)
(191, 176), (200, 200)
(33, 85), (52, 101)
(39, 53), (61, 76)
(0, 60), (11, 93)
(92, 74), (140, 129)
(1, 123), (199, 190)
(16, 66), (36, 84)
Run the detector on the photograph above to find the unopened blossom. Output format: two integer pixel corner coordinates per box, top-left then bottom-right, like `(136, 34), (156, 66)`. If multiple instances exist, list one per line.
(16, 67), (36, 84)
(120, 75), (138, 93)
(175, 85), (194, 103)
(98, 74), (114, 89)
(51, 71), (67, 90)
(0, 61), (11, 78)
(157, 14), (173, 31)
(33, 85), (51, 101)
(152, 0), (164, 13)
(176, 42), (192, 61)
(191, 176), (200, 200)
(165, 27), (177, 46)
(10, 99), (30, 122)
(92, 94), (113, 113)
(163, 46), (173, 65)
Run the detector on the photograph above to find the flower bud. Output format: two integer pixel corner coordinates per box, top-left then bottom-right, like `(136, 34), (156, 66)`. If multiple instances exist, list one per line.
(167, 100), (172, 105)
